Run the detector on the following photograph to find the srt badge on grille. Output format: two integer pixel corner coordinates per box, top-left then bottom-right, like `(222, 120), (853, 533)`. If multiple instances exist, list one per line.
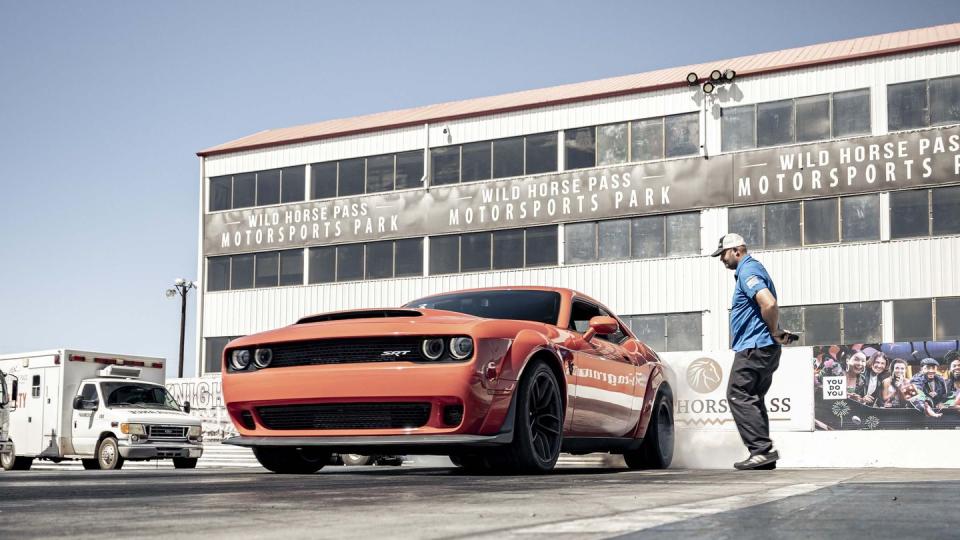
(381, 350), (411, 357)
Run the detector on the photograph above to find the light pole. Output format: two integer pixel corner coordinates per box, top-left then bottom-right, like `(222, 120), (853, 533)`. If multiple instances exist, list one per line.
(685, 69), (736, 159)
(166, 278), (197, 378)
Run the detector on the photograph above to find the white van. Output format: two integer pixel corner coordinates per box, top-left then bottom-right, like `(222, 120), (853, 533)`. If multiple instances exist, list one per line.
(0, 350), (203, 471)
(0, 368), (13, 458)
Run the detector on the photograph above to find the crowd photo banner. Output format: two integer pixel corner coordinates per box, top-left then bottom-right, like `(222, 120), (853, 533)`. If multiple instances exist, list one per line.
(813, 340), (960, 430)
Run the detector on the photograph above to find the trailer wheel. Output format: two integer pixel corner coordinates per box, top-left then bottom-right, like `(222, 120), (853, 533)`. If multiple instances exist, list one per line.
(81, 459), (99, 470)
(96, 437), (125, 470)
(1, 439), (33, 471)
(173, 457), (198, 469)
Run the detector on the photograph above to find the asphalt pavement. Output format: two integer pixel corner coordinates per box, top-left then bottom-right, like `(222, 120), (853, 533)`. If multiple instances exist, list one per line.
(1, 465), (958, 539)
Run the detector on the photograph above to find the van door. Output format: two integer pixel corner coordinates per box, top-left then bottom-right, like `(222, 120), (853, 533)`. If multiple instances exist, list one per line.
(71, 383), (101, 456)
(22, 370), (48, 455)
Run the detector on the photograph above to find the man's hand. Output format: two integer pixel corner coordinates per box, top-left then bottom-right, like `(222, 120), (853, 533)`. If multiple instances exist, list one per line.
(863, 395), (875, 405)
(772, 328), (798, 345)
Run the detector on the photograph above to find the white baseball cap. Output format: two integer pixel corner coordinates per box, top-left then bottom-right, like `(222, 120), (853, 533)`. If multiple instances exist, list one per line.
(710, 233), (746, 257)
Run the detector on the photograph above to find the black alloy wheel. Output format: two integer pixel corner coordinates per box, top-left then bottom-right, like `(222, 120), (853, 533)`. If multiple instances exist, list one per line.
(624, 388), (674, 469)
(253, 446), (332, 474)
(493, 360), (563, 474)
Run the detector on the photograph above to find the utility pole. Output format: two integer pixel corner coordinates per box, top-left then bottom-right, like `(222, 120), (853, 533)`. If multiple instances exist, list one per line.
(166, 279), (197, 378)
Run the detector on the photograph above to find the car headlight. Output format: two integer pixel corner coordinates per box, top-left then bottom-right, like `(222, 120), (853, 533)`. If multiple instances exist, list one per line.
(230, 350), (251, 371)
(254, 348), (273, 369)
(187, 426), (202, 438)
(449, 337), (474, 360)
(120, 423), (146, 436)
(422, 338), (445, 360)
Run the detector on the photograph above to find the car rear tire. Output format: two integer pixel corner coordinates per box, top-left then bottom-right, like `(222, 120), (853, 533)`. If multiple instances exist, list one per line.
(1, 440), (33, 471)
(96, 437), (124, 470)
(493, 360), (564, 474)
(173, 457), (199, 469)
(624, 388), (674, 470)
(341, 454), (374, 466)
(253, 447), (331, 474)
(81, 459), (99, 470)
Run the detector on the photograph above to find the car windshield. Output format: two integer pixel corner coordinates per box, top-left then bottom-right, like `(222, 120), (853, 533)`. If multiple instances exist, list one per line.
(101, 382), (181, 411)
(404, 290), (562, 325)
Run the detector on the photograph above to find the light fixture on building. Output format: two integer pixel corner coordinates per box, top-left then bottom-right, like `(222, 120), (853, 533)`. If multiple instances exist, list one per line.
(686, 72), (699, 85)
(724, 69), (736, 81)
(710, 69), (723, 82)
(702, 81), (715, 94)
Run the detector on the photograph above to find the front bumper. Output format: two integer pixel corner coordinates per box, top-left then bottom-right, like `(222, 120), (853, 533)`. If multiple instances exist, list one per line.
(118, 442), (204, 460)
(224, 432), (512, 455)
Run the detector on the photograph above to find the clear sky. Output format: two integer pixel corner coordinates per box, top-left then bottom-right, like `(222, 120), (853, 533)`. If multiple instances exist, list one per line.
(2, 0), (959, 377)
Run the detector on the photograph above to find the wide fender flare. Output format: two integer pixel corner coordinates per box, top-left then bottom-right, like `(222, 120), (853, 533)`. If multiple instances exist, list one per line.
(497, 329), (567, 404)
(631, 364), (671, 439)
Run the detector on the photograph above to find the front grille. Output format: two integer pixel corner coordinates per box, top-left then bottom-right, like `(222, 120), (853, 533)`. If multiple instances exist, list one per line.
(267, 337), (429, 368)
(256, 402), (432, 430)
(148, 425), (187, 440)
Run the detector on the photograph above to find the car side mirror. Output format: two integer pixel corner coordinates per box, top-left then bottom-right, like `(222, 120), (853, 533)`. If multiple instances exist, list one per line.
(583, 316), (619, 342)
(72, 396), (84, 410)
(183, 401), (191, 414)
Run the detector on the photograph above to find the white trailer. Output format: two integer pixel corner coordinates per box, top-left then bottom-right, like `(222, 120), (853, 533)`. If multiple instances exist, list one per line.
(0, 350), (203, 471)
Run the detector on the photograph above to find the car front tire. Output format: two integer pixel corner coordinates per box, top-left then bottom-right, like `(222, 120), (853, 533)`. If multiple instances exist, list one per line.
(492, 359), (564, 474)
(253, 447), (331, 474)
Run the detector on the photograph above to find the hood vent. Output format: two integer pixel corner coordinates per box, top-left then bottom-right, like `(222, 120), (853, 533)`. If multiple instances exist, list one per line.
(296, 309), (422, 325)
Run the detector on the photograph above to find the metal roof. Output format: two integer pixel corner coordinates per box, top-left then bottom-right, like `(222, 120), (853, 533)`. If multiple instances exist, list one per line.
(198, 22), (960, 157)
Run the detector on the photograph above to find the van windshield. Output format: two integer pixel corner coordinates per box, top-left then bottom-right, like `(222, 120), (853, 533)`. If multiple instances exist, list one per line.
(101, 382), (180, 411)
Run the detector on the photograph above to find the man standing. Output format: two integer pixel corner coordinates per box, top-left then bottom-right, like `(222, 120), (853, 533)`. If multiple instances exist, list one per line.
(711, 233), (793, 470)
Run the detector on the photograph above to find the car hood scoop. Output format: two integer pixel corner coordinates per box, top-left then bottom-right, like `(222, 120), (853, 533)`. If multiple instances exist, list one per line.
(296, 309), (423, 324)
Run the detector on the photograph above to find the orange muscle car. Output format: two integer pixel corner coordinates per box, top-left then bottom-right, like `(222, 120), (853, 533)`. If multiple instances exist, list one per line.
(222, 287), (674, 474)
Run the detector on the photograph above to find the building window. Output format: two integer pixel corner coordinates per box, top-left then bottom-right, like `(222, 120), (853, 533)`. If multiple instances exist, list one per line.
(207, 249), (305, 291)
(565, 212), (700, 264)
(893, 298), (933, 341)
(597, 123), (628, 165)
(461, 141), (492, 183)
(308, 151), (424, 199)
(429, 226), (558, 275)
(729, 194), (881, 250)
(888, 76), (960, 131)
(523, 132), (558, 175)
(629, 113), (699, 161)
(307, 239), (423, 284)
(722, 89), (871, 152)
(779, 302), (882, 346)
(621, 312), (702, 352)
(205, 336), (241, 375)
(889, 186), (960, 240)
(208, 166), (308, 212)
(893, 297), (960, 341)
(365, 154), (395, 193)
(395, 151), (424, 190)
(564, 127), (597, 170)
(493, 137), (524, 179)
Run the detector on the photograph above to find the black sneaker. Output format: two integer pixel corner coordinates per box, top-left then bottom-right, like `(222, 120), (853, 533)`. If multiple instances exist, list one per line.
(734, 450), (779, 470)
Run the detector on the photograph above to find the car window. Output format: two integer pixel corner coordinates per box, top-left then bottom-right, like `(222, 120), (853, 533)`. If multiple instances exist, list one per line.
(569, 301), (603, 333)
(80, 384), (98, 403)
(599, 308), (629, 345)
(405, 290), (562, 325)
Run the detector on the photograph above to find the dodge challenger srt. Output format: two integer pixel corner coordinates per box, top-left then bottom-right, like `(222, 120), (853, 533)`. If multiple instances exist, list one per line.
(222, 287), (674, 474)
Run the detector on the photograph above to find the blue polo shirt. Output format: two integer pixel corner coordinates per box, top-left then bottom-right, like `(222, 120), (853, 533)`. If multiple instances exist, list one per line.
(730, 254), (777, 352)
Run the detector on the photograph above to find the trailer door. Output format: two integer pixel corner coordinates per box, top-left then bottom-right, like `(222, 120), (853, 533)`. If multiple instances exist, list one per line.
(23, 368), (60, 455)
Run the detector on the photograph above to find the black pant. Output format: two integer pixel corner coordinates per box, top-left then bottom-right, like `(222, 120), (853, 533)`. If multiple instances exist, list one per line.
(727, 344), (782, 456)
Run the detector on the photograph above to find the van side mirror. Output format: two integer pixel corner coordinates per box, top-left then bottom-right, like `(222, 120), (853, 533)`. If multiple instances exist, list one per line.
(183, 401), (191, 414)
(8, 379), (17, 410)
(73, 396), (98, 411)
(582, 316), (620, 342)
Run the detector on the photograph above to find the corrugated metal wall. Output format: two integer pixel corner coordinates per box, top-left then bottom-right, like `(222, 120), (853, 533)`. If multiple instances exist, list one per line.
(196, 46), (960, 373)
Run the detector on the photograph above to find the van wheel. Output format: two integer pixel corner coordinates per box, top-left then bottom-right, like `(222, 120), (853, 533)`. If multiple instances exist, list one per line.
(1, 439), (33, 471)
(253, 447), (331, 474)
(624, 389), (674, 470)
(96, 437), (125, 470)
(81, 459), (99, 470)
(173, 458), (198, 469)
(341, 454), (373, 466)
